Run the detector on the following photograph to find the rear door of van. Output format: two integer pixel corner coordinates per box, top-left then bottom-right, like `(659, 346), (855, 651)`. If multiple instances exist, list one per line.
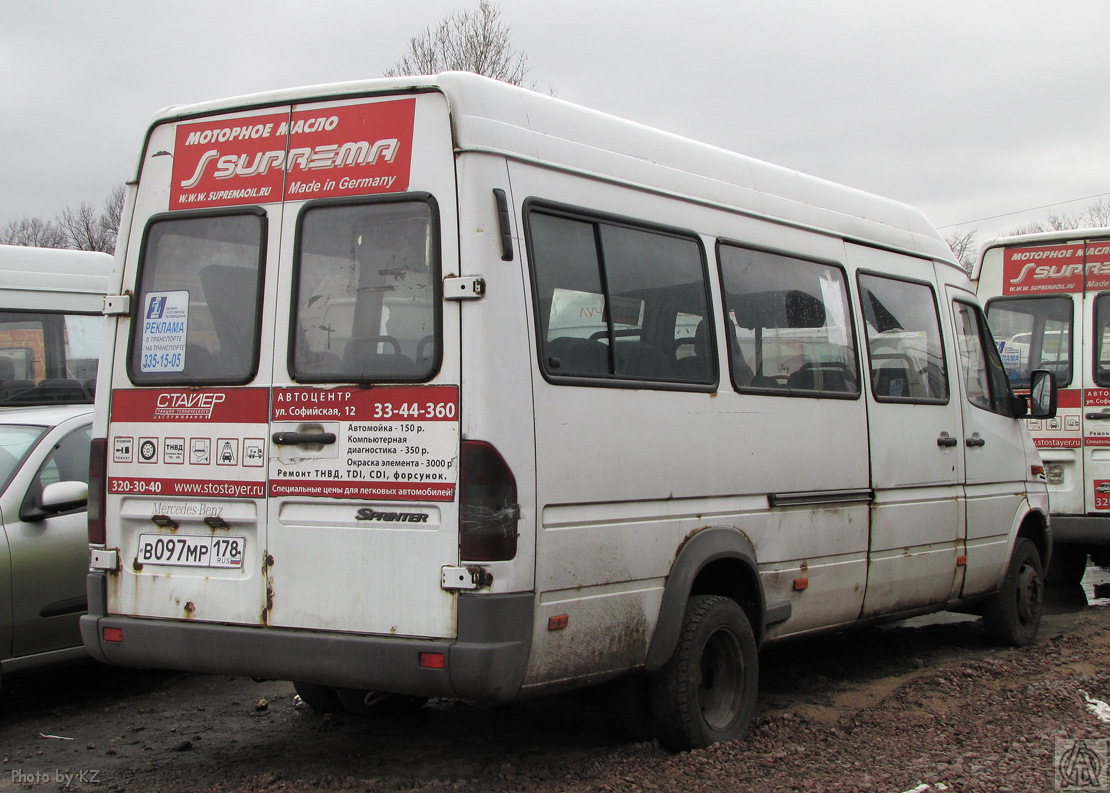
(105, 91), (462, 640)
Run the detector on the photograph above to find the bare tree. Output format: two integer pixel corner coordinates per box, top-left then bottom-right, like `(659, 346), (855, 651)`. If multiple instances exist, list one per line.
(1006, 199), (1110, 236)
(0, 216), (68, 248)
(1079, 197), (1110, 229)
(385, 1), (532, 87)
(58, 203), (107, 251)
(57, 184), (126, 254)
(945, 229), (979, 273)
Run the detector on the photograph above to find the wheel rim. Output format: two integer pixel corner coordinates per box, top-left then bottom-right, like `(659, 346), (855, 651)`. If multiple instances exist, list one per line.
(1014, 560), (1043, 627)
(697, 625), (746, 732)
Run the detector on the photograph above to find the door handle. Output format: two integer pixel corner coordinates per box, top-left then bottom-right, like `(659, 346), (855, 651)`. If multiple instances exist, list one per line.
(937, 433), (958, 448)
(965, 436), (986, 448)
(272, 431), (337, 446)
(1086, 411), (1110, 420)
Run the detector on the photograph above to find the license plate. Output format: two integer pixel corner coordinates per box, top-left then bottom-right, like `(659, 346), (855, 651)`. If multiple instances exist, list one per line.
(137, 534), (245, 569)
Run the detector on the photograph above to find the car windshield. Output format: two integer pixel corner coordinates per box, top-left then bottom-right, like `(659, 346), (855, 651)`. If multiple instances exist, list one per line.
(0, 423), (48, 491)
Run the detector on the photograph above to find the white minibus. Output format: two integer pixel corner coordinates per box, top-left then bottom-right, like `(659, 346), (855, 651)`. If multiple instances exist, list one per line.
(975, 228), (1110, 584)
(82, 73), (1055, 750)
(0, 245), (110, 405)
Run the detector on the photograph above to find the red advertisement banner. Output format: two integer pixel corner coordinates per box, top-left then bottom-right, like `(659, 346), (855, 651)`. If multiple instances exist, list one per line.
(1034, 438), (1081, 448)
(108, 476), (265, 499)
(268, 480), (454, 502)
(271, 386), (458, 422)
(111, 388), (270, 423)
(1096, 481), (1110, 510)
(170, 99), (416, 210)
(1002, 242), (1110, 294)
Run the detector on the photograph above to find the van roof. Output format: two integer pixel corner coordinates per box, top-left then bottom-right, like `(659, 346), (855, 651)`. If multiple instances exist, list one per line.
(971, 226), (1110, 281)
(142, 71), (956, 267)
(0, 245), (111, 311)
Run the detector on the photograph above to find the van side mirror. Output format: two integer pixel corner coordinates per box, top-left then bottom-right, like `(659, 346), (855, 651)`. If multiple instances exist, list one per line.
(1028, 369), (1058, 419)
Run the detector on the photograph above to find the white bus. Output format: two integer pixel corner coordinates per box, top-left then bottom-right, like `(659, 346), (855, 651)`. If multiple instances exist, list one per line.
(82, 73), (1054, 750)
(974, 228), (1110, 584)
(0, 245), (110, 405)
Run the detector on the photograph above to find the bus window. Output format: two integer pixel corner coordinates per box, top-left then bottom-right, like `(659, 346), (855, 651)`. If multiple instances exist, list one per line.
(983, 296), (1072, 388)
(528, 208), (712, 385)
(292, 199), (439, 383)
(858, 274), (948, 402)
(718, 244), (858, 395)
(128, 212), (266, 386)
(1093, 294), (1110, 387)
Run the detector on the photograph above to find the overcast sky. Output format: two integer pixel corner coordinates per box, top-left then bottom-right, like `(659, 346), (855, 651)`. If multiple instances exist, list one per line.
(3, 1), (1108, 247)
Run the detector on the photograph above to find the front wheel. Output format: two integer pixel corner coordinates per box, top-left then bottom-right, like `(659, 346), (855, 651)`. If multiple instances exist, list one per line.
(983, 537), (1044, 646)
(649, 595), (758, 751)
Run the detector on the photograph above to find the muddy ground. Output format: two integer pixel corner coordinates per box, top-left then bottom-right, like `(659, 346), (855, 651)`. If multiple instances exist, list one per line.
(4, 573), (1110, 792)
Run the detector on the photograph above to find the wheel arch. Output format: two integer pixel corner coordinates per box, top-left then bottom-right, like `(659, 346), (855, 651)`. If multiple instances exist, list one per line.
(644, 526), (764, 672)
(1016, 503), (1051, 569)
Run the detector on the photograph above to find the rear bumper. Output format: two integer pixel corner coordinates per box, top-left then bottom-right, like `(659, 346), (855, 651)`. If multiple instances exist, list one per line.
(1051, 514), (1110, 545)
(80, 572), (533, 701)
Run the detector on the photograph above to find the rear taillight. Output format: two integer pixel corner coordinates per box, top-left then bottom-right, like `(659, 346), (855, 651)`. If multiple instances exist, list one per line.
(459, 440), (519, 561)
(88, 437), (108, 545)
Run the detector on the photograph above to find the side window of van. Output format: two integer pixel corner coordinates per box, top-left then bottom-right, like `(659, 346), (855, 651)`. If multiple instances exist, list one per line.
(857, 274), (948, 403)
(291, 198), (439, 383)
(128, 212), (266, 385)
(1093, 294), (1110, 387)
(717, 244), (858, 396)
(984, 296), (1072, 389)
(954, 301), (1015, 415)
(527, 208), (713, 385)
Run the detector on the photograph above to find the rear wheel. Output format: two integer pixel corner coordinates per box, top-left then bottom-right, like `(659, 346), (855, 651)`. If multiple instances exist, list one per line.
(649, 595), (758, 751)
(1045, 544), (1087, 586)
(292, 681), (344, 714)
(984, 537), (1044, 646)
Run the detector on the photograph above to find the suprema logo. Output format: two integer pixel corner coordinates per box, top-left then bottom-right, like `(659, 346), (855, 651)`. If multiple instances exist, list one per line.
(355, 507), (429, 523)
(1008, 246), (1110, 284)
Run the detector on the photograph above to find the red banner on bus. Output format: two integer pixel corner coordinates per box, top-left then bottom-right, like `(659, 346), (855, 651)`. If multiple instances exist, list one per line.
(170, 99), (416, 210)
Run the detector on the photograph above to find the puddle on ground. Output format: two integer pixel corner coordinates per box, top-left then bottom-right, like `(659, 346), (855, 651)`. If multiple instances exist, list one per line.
(1043, 562), (1110, 615)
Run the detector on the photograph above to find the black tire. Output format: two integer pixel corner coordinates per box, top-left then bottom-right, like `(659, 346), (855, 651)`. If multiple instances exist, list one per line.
(648, 595), (758, 751)
(1045, 544), (1087, 586)
(1090, 549), (1110, 570)
(334, 688), (428, 718)
(292, 681), (345, 714)
(983, 537), (1044, 646)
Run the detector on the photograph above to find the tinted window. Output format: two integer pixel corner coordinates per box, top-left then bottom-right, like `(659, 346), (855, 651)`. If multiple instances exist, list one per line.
(858, 274), (948, 402)
(292, 199), (439, 382)
(129, 213), (266, 385)
(718, 244), (858, 395)
(528, 209), (713, 385)
(984, 296), (1072, 388)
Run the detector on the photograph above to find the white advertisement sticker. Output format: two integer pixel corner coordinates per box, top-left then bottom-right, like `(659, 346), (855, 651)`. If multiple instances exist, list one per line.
(140, 291), (189, 373)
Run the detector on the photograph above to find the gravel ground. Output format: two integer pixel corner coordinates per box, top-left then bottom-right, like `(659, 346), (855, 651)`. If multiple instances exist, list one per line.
(3, 580), (1110, 792)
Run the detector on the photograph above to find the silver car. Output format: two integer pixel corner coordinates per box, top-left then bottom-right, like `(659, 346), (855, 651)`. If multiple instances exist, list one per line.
(0, 405), (93, 688)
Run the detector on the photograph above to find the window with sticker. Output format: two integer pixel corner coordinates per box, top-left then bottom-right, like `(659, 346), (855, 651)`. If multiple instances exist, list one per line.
(984, 295), (1071, 389)
(129, 212), (266, 385)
